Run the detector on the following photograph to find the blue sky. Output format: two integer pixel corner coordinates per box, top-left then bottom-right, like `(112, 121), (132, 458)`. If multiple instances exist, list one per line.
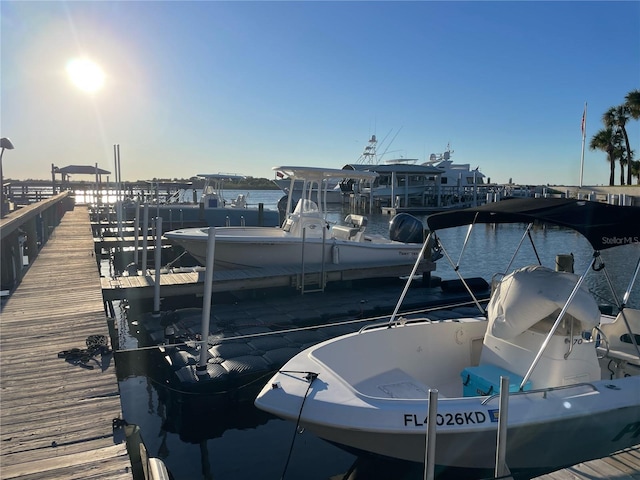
(2, 1), (639, 186)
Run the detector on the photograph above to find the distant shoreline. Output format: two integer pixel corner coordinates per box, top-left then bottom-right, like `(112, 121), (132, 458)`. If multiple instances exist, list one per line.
(553, 185), (640, 196)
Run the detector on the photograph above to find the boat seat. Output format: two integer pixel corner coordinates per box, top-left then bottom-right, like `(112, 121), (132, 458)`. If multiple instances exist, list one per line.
(598, 308), (640, 363)
(331, 214), (368, 241)
(331, 225), (361, 240)
(344, 214), (367, 229)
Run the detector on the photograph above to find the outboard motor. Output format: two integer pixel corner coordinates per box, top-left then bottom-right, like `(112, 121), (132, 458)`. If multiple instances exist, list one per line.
(389, 213), (425, 243)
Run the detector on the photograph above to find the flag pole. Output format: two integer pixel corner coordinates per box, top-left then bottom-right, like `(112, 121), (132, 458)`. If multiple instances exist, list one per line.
(579, 102), (587, 188)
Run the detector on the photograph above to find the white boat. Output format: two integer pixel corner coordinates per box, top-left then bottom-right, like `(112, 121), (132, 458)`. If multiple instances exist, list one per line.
(342, 162), (444, 208)
(255, 198), (640, 477)
(421, 145), (487, 189)
(165, 166), (431, 270)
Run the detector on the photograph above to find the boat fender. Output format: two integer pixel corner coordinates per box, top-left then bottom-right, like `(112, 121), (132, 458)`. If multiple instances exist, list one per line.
(332, 244), (340, 264)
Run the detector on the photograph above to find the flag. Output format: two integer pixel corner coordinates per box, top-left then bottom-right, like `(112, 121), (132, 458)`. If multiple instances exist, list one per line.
(581, 103), (587, 137)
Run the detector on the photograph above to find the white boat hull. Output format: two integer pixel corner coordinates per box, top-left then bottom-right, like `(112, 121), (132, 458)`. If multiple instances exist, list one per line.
(256, 318), (640, 472)
(165, 226), (424, 269)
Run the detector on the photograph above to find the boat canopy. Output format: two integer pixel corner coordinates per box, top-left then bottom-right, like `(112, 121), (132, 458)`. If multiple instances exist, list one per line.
(341, 163), (443, 175)
(488, 265), (601, 339)
(426, 197), (640, 251)
(272, 166), (378, 181)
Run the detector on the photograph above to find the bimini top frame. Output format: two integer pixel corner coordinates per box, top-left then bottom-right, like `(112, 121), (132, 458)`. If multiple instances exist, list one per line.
(388, 198), (640, 391)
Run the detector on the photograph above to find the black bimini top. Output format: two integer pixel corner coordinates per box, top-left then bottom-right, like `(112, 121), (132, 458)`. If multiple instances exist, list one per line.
(426, 197), (640, 251)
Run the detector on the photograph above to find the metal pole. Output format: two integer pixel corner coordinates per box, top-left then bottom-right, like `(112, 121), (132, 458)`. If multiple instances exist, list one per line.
(141, 204), (149, 275)
(117, 144), (122, 201)
(495, 376), (510, 478)
(113, 145), (118, 200)
(423, 389), (438, 480)
(133, 201), (140, 265)
(94, 163), (100, 211)
(579, 102), (587, 188)
(389, 232), (434, 324)
(197, 228), (216, 374)
(152, 216), (162, 316)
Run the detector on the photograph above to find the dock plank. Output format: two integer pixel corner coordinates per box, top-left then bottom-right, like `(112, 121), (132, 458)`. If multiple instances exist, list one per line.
(101, 260), (435, 300)
(0, 207), (132, 479)
(534, 445), (640, 479)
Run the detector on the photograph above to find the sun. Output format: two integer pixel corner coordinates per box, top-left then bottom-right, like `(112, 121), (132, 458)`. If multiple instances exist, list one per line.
(66, 58), (105, 93)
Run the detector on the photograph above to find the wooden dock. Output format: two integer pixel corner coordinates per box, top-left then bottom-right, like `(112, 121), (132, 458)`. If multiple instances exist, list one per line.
(534, 444), (640, 479)
(101, 261), (435, 301)
(0, 207), (132, 479)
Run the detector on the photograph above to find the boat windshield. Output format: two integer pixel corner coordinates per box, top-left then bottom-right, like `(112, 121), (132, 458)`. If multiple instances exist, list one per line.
(293, 198), (319, 214)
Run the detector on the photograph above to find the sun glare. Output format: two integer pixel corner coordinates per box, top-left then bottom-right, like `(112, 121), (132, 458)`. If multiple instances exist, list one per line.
(66, 58), (105, 93)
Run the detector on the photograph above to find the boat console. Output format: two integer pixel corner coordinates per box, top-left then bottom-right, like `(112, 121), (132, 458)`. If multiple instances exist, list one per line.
(477, 265), (602, 390)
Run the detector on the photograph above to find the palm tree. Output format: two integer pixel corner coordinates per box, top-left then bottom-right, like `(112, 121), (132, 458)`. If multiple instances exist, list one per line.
(602, 106), (632, 185)
(614, 142), (627, 186)
(626, 89), (640, 119)
(590, 127), (617, 186)
(623, 90), (640, 185)
(631, 159), (640, 185)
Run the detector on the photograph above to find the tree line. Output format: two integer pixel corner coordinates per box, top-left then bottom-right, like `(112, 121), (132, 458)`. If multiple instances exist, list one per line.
(590, 89), (640, 185)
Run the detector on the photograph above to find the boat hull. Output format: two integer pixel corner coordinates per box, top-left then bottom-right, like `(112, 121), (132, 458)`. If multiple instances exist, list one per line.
(165, 227), (425, 269)
(298, 394), (640, 470)
(255, 320), (640, 472)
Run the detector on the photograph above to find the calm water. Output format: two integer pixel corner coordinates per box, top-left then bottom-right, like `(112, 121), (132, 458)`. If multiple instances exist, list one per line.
(114, 190), (639, 480)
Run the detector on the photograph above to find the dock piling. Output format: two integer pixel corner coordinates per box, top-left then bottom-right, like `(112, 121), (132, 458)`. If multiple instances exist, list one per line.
(133, 201), (140, 265)
(141, 203), (149, 274)
(423, 388), (438, 480)
(495, 376), (512, 479)
(152, 216), (162, 316)
(197, 227), (216, 374)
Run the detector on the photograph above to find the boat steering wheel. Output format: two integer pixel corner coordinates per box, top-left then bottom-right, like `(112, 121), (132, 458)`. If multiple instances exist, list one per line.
(591, 325), (610, 359)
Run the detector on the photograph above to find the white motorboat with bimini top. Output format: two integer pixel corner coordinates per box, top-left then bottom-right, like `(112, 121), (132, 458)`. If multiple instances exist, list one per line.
(255, 198), (640, 478)
(165, 166), (431, 270)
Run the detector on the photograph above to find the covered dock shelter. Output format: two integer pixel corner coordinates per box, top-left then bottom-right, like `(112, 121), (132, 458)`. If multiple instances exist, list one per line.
(51, 164), (111, 193)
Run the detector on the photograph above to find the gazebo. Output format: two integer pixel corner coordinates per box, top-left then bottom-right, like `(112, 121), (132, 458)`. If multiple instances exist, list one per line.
(51, 164), (111, 193)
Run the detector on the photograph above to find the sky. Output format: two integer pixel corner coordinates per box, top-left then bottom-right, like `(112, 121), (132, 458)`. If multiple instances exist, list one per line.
(1, 1), (639, 187)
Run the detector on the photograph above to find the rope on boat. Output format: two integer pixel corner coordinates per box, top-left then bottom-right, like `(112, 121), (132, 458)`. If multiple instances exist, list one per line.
(276, 370), (319, 480)
(115, 298), (488, 354)
(163, 250), (189, 270)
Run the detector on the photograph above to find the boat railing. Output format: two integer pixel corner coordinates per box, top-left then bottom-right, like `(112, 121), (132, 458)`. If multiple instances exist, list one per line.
(357, 300), (488, 334)
(480, 381), (599, 405)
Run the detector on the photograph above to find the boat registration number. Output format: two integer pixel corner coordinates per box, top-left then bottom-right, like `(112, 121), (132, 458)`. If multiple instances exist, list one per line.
(403, 411), (487, 427)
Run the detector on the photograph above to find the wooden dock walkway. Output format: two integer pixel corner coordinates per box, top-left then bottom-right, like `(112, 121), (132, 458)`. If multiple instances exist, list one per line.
(534, 444), (640, 479)
(101, 260), (435, 301)
(0, 207), (132, 479)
